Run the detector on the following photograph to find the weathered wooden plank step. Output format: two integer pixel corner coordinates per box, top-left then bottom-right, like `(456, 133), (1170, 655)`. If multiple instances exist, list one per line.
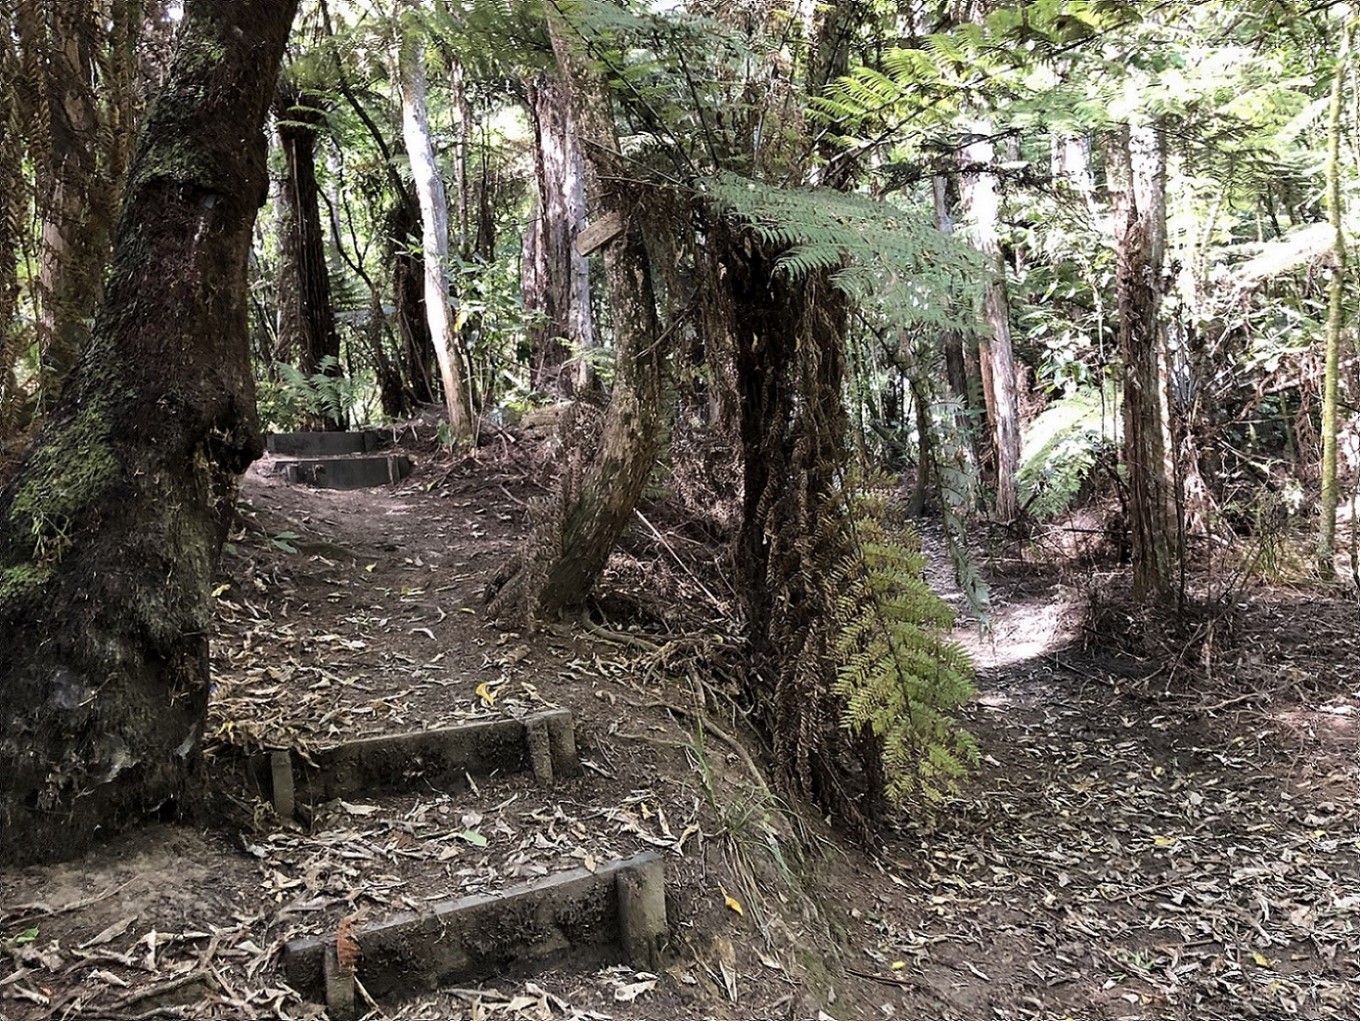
(277, 454), (412, 490)
(266, 431), (385, 456)
(255, 709), (579, 815)
(282, 852), (666, 1018)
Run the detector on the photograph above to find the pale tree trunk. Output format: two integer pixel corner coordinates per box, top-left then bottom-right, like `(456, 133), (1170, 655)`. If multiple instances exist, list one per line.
(960, 126), (1021, 520)
(1052, 133), (1097, 206)
(0, 0), (298, 865)
(1109, 122), (1175, 601)
(524, 71), (594, 396)
(490, 3), (665, 619)
(1319, 26), (1351, 578)
(394, 6), (474, 442)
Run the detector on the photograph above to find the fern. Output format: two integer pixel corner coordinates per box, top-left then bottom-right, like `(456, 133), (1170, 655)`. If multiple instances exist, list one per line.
(705, 173), (983, 334)
(262, 356), (362, 431)
(1018, 382), (1121, 519)
(830, 485), (977, 805)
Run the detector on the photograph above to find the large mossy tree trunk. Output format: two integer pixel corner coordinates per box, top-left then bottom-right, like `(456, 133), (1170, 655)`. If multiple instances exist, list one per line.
(274, 84), (345, 431)
(490, 5), (664, 619)
(0, 0), (297, 866)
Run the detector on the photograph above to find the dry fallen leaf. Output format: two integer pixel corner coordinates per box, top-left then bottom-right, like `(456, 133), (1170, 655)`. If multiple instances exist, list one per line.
(612, 978), (657, 1002)
(80, 916), (136, 948)
(722, 888), (744, 917)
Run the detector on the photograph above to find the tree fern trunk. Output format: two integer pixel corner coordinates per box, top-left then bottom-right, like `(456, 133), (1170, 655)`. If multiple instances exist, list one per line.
(17, 1), (120, 394)
(0, 22), (23, 438)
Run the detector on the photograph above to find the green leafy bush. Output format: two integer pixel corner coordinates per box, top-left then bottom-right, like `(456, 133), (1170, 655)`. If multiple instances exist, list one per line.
(256, 355), (364, 432)
(1018, 383), (1122, 520)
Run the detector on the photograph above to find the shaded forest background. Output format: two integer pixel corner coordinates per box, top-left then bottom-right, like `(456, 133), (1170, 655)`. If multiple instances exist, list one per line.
(1, 0), (1358, 857)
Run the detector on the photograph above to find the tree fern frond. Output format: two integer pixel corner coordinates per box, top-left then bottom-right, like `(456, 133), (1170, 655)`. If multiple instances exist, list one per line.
(824, 478), (978, 806)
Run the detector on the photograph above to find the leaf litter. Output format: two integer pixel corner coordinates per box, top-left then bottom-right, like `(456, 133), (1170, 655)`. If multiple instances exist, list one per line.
(5, 446), (1360, 1020)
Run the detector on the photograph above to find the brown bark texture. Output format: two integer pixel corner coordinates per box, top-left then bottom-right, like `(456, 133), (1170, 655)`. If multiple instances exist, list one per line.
(274, 85), (345, 430)
(523, 71), (594, 396)
(523, 5), (665, 618)
(1109, 124), (1174, 600)
(0, 0), (298, 865)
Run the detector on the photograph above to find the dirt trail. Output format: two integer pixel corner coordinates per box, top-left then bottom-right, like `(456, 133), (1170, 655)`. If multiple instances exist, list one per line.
(3, 443), (1358, 1020)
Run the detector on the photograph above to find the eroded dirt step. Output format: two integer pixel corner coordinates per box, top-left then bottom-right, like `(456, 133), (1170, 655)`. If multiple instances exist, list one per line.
(266, 430), (387, 456)
(253, 709), (579, 817)
(281, 851), (666, 1020)
(276, 453), (413, 490)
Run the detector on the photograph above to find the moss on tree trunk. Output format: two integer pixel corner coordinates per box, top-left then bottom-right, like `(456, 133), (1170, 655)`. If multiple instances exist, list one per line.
(0, 0), (298, 865)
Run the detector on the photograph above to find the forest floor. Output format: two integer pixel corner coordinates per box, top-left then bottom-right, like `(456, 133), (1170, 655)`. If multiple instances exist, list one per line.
(3, 427), (1359, 1021)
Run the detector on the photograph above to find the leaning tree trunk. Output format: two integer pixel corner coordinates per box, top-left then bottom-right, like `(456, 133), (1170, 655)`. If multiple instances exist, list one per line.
(1109, 123), (1174, 601)
(395, 7), (475, 442)
(490, 4), (665, 619)
(275, 84), (345, 430)
(961, 126), (1021, 521)
(0, 0), (297, 865)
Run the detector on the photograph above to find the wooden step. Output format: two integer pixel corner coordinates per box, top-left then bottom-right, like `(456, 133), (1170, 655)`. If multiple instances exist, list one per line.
(254, 710), (579, 817)
(266, 431), (385, 456)
(281, 852), (666, 1018)
(276, 453), (411, 489)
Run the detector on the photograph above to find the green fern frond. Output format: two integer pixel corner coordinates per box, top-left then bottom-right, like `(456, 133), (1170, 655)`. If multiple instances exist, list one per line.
(705, 173), (984, 332)
(825, 481), (978, 806)
(1019, 382), (1122, 519)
